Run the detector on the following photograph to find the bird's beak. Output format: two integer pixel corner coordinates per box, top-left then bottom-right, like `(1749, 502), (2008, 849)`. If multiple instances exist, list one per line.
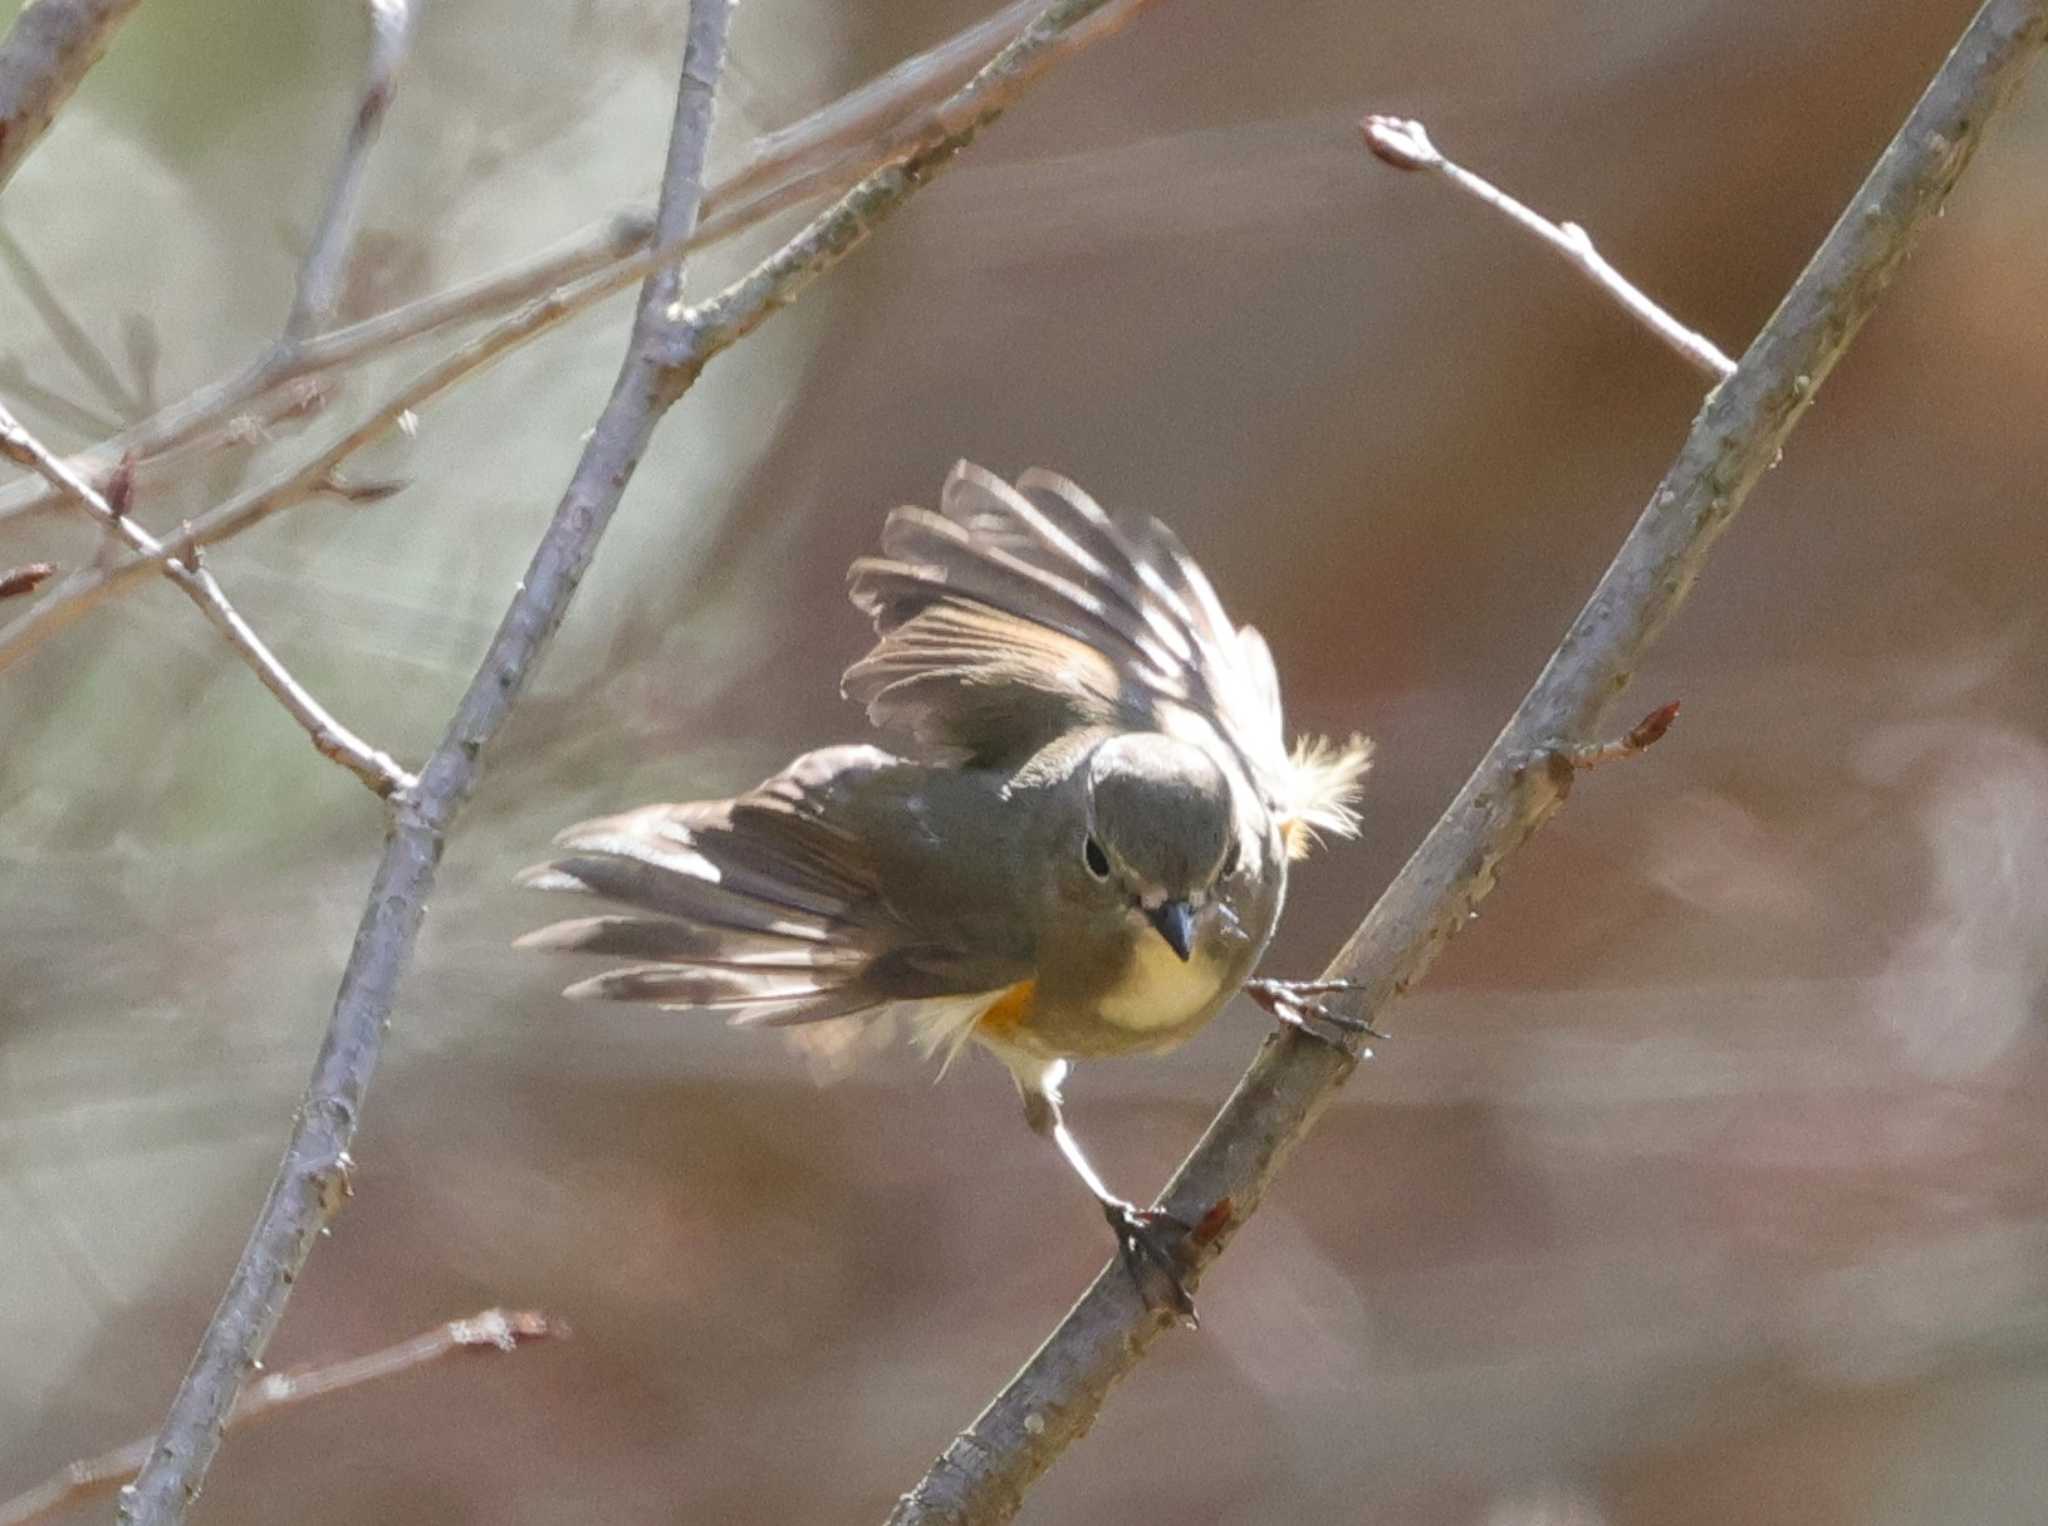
(1147, 899), (1197, 962)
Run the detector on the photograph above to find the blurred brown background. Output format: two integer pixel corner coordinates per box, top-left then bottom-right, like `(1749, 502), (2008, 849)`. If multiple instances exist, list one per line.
(5, 0), (2048, 1521)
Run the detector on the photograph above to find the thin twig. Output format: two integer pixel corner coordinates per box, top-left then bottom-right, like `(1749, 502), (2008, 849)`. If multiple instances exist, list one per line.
(0, 0), (145, 194)
(0, 402), (414, 797)
(0, 263), (666, 670)
(0, 228), (145, 417)
(0, 0), (1160, 675)
(0, 1309), (558, 1526)
(885, 5), (2047, 1522)
(719, 0), (1039, 204)
(284, 0), (419, 339)
(0, 0), (1154, 532)
(1565, 699), (1680, 770)
(1361, 114), (1739, 381)
(116, 1), (1144, 1519)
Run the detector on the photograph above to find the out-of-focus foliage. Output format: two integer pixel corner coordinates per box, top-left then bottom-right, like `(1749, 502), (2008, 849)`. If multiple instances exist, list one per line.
(4, 1), (2048, 1521)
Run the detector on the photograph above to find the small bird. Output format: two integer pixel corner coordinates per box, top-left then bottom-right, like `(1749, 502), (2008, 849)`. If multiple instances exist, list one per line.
(520, 462), (1370, 1318)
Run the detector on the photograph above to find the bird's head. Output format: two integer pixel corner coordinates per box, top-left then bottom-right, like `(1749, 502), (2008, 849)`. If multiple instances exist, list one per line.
(1078, 732), (1240, 961)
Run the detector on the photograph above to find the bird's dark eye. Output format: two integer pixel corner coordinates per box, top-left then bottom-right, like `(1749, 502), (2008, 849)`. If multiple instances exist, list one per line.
(1220, 839), (1242, 879)
(1083, 836), (1111, 879)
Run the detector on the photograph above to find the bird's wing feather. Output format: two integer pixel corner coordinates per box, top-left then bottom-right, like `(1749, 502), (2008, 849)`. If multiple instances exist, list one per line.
(845, 461), (1367, 838)
(841, 598), (1124, 760)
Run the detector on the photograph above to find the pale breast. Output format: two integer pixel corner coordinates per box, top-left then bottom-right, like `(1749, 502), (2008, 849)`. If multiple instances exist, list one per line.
(1096, 930), (1230, 1033)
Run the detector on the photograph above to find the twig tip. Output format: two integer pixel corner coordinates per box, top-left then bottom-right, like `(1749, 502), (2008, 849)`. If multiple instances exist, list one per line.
(0, 560), (56, 598)
(316, 471), (408, 505)
(451, 1307), (565, 1351)
(1359, 114), (1438, 172)
(1566, 699), (1683, 772)
(1626, 699), (1681, 752)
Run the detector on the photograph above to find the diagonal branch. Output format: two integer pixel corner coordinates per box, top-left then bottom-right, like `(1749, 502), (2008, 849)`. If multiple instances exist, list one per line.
(0, 402), (413, 796)
(884, 3), (2048, 1521)
(0, 0), (1153, 532)
(1360, 113), (1738, 380)
(109, 0), (739, 1509)
(114, 1), (1148, 1520)
(0, 1308), (558, 1526)
(0, 0), (145, 195)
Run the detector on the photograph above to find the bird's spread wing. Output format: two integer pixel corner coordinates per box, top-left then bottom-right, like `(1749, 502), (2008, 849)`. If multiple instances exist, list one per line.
(845, 461), (1369, 849)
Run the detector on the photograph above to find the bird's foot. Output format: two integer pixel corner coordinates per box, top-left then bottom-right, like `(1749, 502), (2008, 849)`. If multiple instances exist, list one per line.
(1103, 1199), (1199, 1328)
(1244, 976), (1387, 1049)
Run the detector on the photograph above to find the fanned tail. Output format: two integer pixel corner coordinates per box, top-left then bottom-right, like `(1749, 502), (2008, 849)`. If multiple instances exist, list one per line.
(517, 746), (901, 1028)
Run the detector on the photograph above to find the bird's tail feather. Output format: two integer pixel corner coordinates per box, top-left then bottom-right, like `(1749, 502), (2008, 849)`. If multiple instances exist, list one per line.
(517, 748), (900, 1026)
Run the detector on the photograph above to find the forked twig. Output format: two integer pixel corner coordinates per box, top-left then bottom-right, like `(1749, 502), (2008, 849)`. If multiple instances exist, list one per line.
(0, 0), (418, 535)
(0, 0), (1160, 682)
(0, 0), (1155, 535)
(0, 403), (413, 796)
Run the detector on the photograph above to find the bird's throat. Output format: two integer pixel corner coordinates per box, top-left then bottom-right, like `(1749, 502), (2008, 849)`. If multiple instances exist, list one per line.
(1097, 929), (1227, 1032)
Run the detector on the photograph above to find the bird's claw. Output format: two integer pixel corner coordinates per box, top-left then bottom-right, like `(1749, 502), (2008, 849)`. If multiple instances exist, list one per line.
(1244, 976), (1387, 1049)
(1103, 1200), (1199, 1328)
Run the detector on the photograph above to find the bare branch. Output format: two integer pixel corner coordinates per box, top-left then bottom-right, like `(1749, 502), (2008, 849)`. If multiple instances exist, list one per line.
(0, 0), (144, 194)
(885, 5), (2048, 1521)
(1361, 113), (1739, 381)
(0, 401), (414, 797)
(0, 0), (1155, 531)
(0, 0), (1160, 677)
(284, 0), (419, 339)
(0, 1309), (559, 1526)
(0, 263), (664, 671)
(274, 0), (1085, 379)
(0, 0), (415, 529)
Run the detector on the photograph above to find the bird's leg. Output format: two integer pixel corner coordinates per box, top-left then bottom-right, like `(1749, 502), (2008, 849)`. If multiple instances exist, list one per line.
(1055, 1121), (1201, 1326)
(1019, 1060), (1198, 1327)
(1244, 976), (1388, 1048)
